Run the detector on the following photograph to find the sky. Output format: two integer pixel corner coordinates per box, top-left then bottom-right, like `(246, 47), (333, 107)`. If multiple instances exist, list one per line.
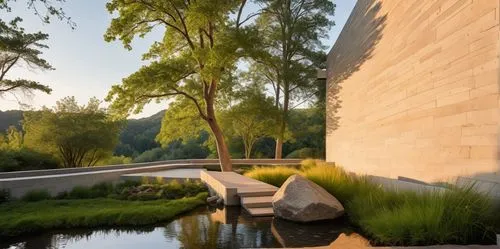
(0, 0), (357, 118)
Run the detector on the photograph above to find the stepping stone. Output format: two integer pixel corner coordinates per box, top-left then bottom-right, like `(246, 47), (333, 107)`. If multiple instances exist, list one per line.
(241, 196), (273, 208)
(244, 207), (274, 217)
(237, 187), (277, 197)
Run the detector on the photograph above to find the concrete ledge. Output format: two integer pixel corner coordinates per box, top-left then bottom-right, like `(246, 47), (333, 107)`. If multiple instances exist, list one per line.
(201, 171), (239, 205)
(0, 159), (301, 179)
(0, 164), (202, 198)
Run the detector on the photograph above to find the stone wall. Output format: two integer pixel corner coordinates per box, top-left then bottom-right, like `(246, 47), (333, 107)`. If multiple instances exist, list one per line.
(326, 0), (500, 184)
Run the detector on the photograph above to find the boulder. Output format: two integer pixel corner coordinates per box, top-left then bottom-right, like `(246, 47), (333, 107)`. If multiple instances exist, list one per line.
(206, 196), (219, 205)
(272, 174), (344, 222)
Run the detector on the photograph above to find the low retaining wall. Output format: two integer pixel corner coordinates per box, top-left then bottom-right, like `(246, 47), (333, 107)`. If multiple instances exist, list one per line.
(0, 159), (301, 198)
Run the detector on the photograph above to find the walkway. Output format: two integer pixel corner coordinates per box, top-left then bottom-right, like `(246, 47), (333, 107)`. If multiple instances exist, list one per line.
(201, 171), (278, 216)
(121, 168), (206, 182)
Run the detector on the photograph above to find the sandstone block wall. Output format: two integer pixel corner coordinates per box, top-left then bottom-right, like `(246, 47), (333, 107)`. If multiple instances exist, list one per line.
(326, 0), (500, 183)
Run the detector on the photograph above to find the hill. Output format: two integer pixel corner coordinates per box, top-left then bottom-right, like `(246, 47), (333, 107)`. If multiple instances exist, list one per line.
(0, 110), (23, 131)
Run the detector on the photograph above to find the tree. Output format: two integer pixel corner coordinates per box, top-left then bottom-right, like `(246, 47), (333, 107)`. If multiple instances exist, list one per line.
(252, 0), (334, 158)
(220, 88), (279, 159)
(23, 97), (123, 168)
(0, 0), (74, 27)
(104, 0), (260, 171)
(0, 18), (53, 96)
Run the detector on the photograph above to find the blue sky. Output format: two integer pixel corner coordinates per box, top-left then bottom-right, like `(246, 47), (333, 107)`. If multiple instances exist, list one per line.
(0, 1), (356, 118)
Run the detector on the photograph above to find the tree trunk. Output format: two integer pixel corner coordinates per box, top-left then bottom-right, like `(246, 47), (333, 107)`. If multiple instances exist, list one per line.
(275, 83), (290, 159)
(207, 117), (233, 171)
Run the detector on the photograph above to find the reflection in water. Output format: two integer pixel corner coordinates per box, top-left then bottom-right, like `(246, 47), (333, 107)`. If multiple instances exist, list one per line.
(1, 206), (349, 249)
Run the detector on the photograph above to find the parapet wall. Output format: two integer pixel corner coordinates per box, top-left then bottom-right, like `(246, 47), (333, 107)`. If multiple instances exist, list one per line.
(326, 0), (500, 184)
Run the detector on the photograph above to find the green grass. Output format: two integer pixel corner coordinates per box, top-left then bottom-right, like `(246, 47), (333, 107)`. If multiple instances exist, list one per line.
(244, 166), (301, 187)
(0, 192), (208, 238)
(245, 160), (498, 246)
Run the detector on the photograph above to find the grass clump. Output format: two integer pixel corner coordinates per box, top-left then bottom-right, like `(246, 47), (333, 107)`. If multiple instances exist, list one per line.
(244, 166), (301, 187)
(245, 159), (499, 246)
(0, 192), (208, 238)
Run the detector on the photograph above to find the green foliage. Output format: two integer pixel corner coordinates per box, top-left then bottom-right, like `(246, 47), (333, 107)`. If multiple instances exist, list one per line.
(0, 17), (53, 95)
(0, 148), (59, 172)
(285, 147), (322, 159)
(23, 97), (123, 168)
(244, 166), (301, 187)
(114, 110), (164, 157)
(220, 87), (280, 159)
(134, 135), (210, 163)
(245, 160), (498, 246)
(97, 155), (132, 166)
(0, 192), (208, 238)
(21, 189), (52, 202)
(0, 0), (73, 27)
(249, 0), (335, 157)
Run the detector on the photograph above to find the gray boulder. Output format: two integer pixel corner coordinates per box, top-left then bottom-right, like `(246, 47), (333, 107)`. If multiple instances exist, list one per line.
(272, 174), (344, 222)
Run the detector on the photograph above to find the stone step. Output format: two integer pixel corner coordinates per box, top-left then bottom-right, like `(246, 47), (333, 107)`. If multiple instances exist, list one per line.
(237, 188), (277, 197)
(244, 207), (274, 217)
(241, 196), (273, 208)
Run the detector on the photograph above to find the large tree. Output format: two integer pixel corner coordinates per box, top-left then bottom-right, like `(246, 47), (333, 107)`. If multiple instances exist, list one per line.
(104, 0), (259, 171)
(0, 18), (53, 96)
(252, 0), (334, 158)
(23, 97), (123, 168)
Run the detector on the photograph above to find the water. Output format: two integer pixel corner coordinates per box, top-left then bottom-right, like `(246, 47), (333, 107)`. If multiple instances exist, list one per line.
(0, 206), (350, 249)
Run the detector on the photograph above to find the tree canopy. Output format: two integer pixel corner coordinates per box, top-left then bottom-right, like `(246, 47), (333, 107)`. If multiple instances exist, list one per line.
(23, 97), (123, 168)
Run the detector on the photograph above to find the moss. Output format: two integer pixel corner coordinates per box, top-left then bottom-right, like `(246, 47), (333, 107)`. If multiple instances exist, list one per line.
(0, 192), (208, 238)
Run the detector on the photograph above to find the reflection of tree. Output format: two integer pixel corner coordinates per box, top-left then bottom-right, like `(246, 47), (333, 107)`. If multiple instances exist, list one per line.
(164, 214), (220, 249)
(164, 207), (279, 249)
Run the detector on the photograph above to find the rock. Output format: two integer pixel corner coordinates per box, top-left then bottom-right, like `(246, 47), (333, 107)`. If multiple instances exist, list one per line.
(216, 197), (224, 206)
(207, 196), (219, 205)
(272, 174), (344, 222)
(329, 233), (370, 249)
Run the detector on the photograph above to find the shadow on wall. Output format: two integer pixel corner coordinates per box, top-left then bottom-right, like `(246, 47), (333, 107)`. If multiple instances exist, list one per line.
(326, 0), (387, 134)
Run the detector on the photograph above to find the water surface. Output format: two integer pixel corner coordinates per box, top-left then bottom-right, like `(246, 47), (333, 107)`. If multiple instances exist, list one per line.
(1, 206), (349, 249)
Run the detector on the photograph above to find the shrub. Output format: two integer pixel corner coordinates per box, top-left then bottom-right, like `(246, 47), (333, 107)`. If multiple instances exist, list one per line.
(21, 190), (52, 202)
(0, 149), (59, 172)
(68, 186), (93, 199)
(285, 147), (321, 159)
(0, 189), (10, 203)
(244, 166), (301, 187)
(90, 182), (115, 198)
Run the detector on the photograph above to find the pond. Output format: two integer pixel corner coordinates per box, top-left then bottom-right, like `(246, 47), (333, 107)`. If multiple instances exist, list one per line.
(0, 206), (351, 249)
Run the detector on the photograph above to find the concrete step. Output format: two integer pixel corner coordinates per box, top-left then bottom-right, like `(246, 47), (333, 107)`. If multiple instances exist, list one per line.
(244, 207), (274, 217)
(237, 188), (277, 197)
(241, 196), (273, 208)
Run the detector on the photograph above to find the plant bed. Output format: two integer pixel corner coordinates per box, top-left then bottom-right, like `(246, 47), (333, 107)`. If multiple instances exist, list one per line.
(245, 159), (499, 246)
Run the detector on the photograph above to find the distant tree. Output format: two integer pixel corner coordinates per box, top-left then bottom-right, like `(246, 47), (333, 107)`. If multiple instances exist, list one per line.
(104, 0), (260, 171)
(23, 97), (123, 168)
(0, 18), (53, 96)
(220, 88), (280, 159)
(251, 0), (335, 158)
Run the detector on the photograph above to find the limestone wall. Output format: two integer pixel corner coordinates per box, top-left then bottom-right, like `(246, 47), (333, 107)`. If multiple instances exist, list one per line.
(326, 0), (500, 183)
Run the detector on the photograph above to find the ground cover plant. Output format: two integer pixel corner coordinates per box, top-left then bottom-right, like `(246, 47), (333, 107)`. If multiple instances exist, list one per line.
(0, 193), (207, 238)
(0, 179), (208, 238)
(245, 159), (499, 246)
